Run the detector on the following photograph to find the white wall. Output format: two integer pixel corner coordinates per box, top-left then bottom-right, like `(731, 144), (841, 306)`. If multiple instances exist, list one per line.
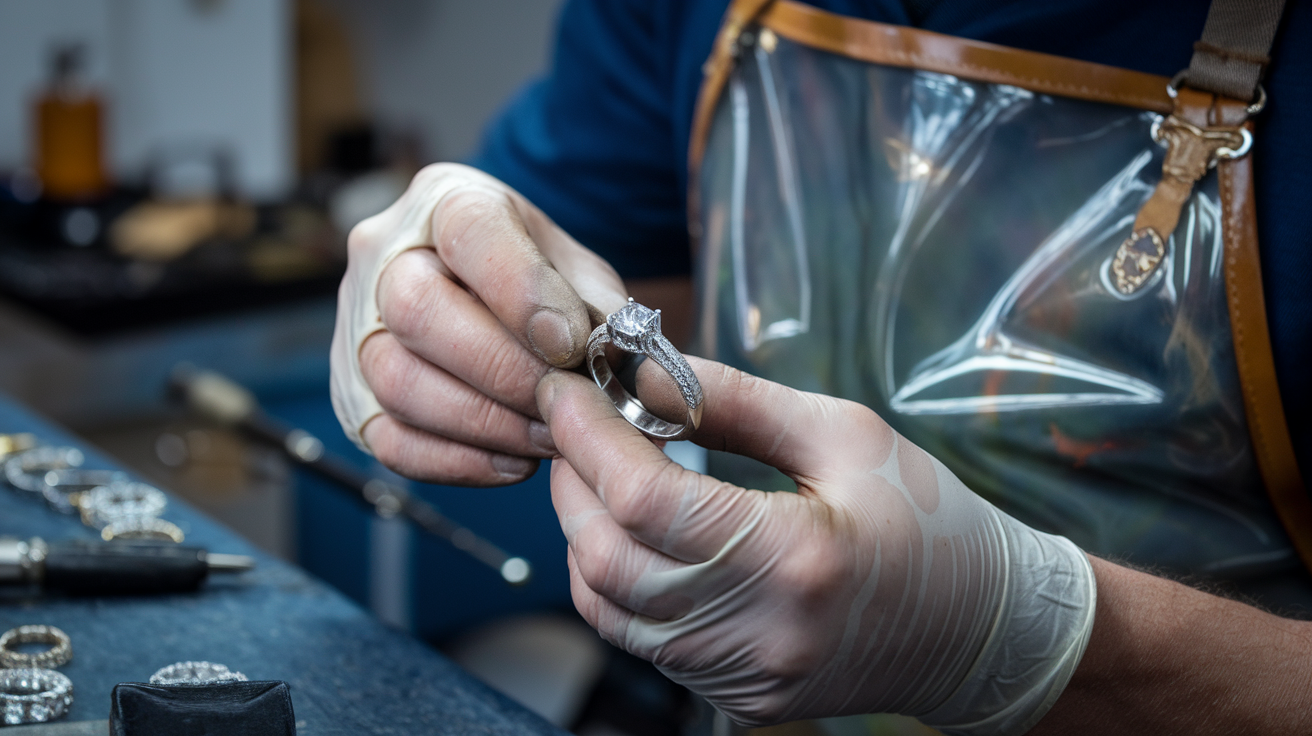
(0, 0), (562, 196)
(0, 0), (292, 199)
(325, 0), (565, 162)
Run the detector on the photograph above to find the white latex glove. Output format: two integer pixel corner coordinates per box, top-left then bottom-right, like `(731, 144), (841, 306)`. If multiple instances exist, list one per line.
(329, 163), (629, 485)
(538, 358), (1096, 734)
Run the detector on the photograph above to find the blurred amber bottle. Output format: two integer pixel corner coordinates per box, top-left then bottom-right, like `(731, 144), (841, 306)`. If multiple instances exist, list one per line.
(35, 45), (108, 201)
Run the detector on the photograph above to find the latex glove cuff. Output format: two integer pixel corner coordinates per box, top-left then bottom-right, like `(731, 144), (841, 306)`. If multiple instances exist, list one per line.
(918, 512), (1097, 736)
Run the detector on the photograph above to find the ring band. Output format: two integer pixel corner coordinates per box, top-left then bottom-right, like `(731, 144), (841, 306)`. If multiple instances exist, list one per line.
(4, 447), (84, 494)
(77, 482), (168, 529)
(150, 661), (249, 685)
(586, 298), (703, 441)
(41, 468), (129, 515)
(0, 626), (72, 669)
(0, 668), (73, 725)
(101, 517), (186, 544)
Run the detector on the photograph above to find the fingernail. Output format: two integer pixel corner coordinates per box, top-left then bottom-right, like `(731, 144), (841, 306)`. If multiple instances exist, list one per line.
(529, 420), (556, 454)
(492, 454), (537, 478)
(537, 373), (560, 421)
(527, 310), (575, 365)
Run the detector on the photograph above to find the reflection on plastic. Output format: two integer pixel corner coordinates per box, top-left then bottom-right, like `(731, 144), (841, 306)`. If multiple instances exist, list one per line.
(728, 39), (811, 352)
(695, 30), (1289, 578)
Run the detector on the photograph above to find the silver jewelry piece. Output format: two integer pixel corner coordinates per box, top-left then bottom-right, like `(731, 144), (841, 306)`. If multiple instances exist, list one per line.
(150, 661), (248, 685)
(41, 468), (130, 515)
(78, 482), (167, 529)
(0, 668), (73, 725)
(0, 626), (73, 669)
(4, 447), (84, 494)
(101, 517), (186, 544)
(586, 298), (703, 441)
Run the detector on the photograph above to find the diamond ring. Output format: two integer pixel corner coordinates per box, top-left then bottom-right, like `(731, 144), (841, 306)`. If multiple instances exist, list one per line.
(150, 661), (249, 685)
(0, 626), (72, 670)
(0, 668), (73, 725)
(586, 299), (703, 441)
(77, 482), (168, 529)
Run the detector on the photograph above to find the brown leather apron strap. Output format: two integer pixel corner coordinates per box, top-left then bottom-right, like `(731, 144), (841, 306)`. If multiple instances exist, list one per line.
(1185, 0), (1287, 102)
(1219, 134), (1312, 569)
(688, 0), (777, 178)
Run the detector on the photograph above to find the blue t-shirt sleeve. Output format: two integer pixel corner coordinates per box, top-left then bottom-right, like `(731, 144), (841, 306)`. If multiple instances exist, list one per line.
(469, 0), (691, 280)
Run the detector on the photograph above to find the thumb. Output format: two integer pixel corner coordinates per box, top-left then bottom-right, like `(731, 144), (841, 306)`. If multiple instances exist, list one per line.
(681, 357), (896, 487)
(514, 199), (629, 325)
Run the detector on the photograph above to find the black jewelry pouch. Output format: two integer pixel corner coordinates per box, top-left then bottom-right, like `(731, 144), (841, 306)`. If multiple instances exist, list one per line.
(109, 681), (295, 736)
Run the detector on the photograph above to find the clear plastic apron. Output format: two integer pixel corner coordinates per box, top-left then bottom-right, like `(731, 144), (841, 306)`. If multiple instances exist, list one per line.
(689, 0), (1305, 580)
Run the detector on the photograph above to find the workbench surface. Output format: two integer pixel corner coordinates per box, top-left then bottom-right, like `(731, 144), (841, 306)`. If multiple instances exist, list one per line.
(0, 393), (562, 735)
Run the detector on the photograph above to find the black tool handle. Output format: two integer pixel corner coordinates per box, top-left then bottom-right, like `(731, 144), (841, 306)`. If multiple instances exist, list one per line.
(44, 541), (209, 595)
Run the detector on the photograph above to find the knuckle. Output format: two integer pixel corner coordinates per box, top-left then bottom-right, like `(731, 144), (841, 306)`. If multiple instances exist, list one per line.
(379, 268), (439, 341)
(432, 189), (519, 262)
(367, 428), (408, 475)
(476, 331), (538, 399)
(455, 389), (501, 439)
(346, 219), (377, 258)
(835, 396), (878, 430)
(779, 537), (849, 607)
(571, 539), (613, 593)
(607, 461), (680, 533)
(364, 345), (418, 417)
(605, 479), (656, 534)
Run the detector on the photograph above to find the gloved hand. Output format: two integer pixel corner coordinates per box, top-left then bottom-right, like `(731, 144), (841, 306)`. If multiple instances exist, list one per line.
(538, 358), (1096, 734)
(329, 163), (629, 485)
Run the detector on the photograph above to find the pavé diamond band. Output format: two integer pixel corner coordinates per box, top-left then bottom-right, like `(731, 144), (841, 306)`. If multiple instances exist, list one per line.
(586, 298), (703, 441)
(0, 626), (72, 670)
(150, 661), (249, 685)
(0, 668), (73, 725)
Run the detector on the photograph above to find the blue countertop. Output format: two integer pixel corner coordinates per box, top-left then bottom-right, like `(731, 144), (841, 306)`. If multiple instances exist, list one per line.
(0, 393), (563, 735)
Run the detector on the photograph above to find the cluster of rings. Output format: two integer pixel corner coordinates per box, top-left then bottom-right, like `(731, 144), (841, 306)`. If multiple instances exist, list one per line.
(0, 626), (74, 726)
(2, 440), (183, 543)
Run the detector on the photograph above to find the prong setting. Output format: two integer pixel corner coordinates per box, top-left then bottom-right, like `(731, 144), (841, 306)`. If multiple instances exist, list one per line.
(608, 300), (662, 352)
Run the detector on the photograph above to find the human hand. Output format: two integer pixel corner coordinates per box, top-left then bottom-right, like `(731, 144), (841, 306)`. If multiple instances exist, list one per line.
(538, 358), (1096, 733)
(330, 163), (630, 485)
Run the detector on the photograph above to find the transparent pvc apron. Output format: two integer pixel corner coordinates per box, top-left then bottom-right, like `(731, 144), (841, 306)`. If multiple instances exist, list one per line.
(688, 0), (1308, 580)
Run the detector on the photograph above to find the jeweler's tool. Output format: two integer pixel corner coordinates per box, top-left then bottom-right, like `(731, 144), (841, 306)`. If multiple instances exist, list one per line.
(168, 366), (532, 585)
(0, 537), (255, 595)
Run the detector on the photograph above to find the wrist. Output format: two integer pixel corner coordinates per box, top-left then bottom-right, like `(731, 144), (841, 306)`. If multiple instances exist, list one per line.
(1032, 556), (1312, 735)
(915, 509), (1097, 736)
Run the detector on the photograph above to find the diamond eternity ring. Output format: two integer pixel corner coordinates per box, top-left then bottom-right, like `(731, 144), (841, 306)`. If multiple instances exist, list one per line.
(78, 482), (167, 529)
(0, 626), (72, 670)
(587, 298), (703, 441)
(0, 668), (73, 725)
(150, 661), (249, 685)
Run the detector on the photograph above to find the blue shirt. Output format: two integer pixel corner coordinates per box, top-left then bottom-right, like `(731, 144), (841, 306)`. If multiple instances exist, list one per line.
(471, 0), (1312, 477)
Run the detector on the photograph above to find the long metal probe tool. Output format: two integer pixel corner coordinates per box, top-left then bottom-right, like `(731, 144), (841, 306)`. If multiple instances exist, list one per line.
(169, 366), (531, 585)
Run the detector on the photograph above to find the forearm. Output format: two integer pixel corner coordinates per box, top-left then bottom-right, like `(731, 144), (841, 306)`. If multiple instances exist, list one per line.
(1032, 556), (1312, 735)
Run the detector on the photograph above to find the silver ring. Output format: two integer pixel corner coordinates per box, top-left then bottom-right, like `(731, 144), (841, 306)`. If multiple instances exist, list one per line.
(101, 517), (186, 544)
(0, 668), (73, 725)
(78, 482), (167, 528)
(4, 447), (84, 494)
(150, 661), (248, 685)
(0, 626), (72, 669)
(586, 298), (703, 441)
(41, 468), (130, 515)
